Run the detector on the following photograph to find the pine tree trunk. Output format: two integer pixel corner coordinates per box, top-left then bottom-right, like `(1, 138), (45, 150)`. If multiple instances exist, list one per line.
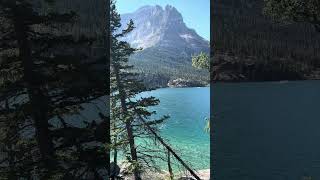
(13, 11), (54, 170)
(168, 150), (174, 180)
(113, 138), (118, 165)
(113, 66), (141, 180)
(106, 115), (111, 179)
(112, 134), (117, 180)
(135, 114), (201, 180)
(111, 149), (117, 180)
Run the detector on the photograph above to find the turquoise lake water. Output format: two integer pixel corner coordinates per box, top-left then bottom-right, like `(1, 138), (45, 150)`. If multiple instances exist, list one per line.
(139, 87), (210, 171)
(212, 80), (320, 180)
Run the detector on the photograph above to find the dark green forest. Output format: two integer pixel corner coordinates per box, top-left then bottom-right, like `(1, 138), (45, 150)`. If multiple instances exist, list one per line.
(0, 0), (107, 178)
(129, 46), (209, 89)
(212, 0), (320, 82)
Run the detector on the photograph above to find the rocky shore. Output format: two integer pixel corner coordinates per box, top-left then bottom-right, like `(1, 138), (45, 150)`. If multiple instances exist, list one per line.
(122, 169), (210, 180)
(114, 162), (210, 179)
(212, 54), (320, 82)
(167, 78), (207, 88)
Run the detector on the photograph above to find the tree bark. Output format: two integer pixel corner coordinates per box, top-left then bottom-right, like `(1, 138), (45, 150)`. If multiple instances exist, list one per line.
(113, 65), (141, 180)
(167, 150), (174, 180)
(13, 7), (54, 170)
(111, 126), (117, 180)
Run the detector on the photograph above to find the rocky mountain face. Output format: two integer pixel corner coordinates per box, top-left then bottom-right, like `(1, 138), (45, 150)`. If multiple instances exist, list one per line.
(119, 5), (209, 88)
(120, 5), (209, 54)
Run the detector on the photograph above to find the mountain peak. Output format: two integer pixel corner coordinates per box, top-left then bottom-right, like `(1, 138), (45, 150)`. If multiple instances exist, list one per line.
(119, 5), (209, 88)
(134, 5), (162, 15)
(136, 5), (152, 11)
(136, 4), (176, 11)
(164, 4), (183, 21)
(165, 4), (175, 11)
(155, 5), (162, 9)
(120, 5), (208, 51)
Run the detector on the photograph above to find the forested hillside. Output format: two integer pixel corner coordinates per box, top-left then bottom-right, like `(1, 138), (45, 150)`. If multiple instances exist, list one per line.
(212, 0), (320, 81)
(130, 47), (209, 88)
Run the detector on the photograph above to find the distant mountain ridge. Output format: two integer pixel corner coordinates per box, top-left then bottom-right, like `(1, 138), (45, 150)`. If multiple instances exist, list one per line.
(119, 5), (209, 88)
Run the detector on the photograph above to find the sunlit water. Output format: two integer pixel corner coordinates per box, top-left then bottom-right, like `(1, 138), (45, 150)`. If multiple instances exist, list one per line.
(138, 87), (210, 171)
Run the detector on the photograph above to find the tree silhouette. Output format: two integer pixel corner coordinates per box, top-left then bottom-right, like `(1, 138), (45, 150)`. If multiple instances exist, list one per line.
(0, 0), (107, 178)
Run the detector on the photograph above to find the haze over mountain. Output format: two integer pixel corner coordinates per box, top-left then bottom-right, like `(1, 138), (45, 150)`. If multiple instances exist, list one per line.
(119, 5), (209, 88)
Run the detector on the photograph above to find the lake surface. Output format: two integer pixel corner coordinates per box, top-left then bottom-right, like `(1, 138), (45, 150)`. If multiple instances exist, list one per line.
(212, 80), (320, 180)
(139, 87), (210, 171)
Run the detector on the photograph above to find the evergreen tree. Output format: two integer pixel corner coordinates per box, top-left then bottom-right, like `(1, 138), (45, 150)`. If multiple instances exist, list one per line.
(110, 1), (168, 179)
(0, 0), (107, 178)
(264, 0), (320, 32)
(192, 52), (210, 70)
(212, 0), (320, 82)
(191, 52), (210, 133)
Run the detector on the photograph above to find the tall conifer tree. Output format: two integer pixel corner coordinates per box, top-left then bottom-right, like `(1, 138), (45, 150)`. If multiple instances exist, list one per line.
(0, 0), (108, 178)
(110, 0), (168, 179)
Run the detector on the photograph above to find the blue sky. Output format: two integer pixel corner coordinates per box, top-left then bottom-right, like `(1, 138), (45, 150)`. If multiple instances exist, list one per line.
(115, 0), (210, 40)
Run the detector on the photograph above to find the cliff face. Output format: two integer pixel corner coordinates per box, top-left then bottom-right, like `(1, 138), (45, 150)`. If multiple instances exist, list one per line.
(120, 5), (209, 54)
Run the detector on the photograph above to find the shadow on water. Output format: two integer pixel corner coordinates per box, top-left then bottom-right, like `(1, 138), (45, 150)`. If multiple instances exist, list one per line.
(212, 80), (320, 180)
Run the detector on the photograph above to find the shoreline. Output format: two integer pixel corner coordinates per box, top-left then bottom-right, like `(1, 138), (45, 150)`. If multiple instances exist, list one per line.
(147, 168), (210, 180)
(151, 79), (320, 89)
(119, 163), (210, 179)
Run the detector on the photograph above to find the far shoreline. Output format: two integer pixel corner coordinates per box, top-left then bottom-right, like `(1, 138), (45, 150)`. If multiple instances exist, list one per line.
(148, 79), (320, 89)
